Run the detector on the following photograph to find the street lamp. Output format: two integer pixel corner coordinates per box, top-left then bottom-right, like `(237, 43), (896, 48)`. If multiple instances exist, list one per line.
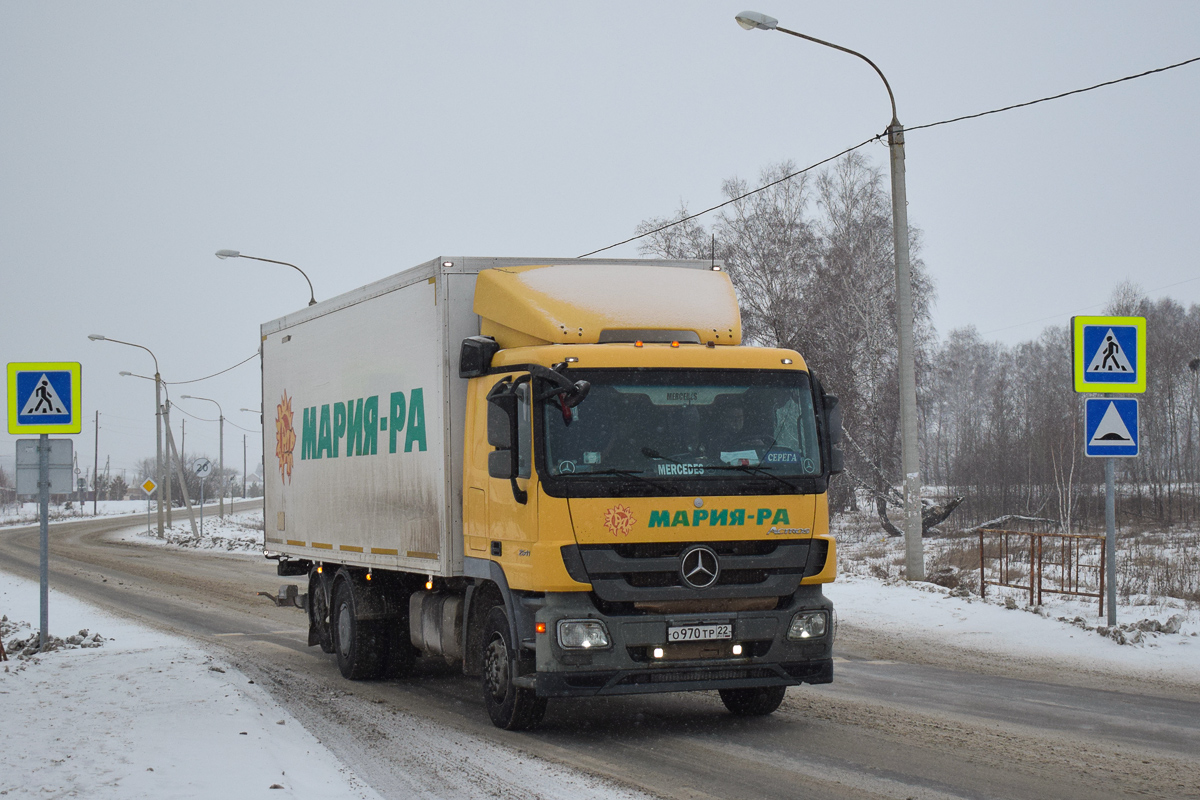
(181, 394), (225, 518)
(735, 10), (924, 580)
(90, 335), (170, 536)
(215, 249), (317, 306)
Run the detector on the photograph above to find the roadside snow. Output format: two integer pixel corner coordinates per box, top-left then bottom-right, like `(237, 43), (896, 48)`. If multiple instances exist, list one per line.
(114, 507), (264, 553)
(0, 500), (149, 527)
(0, 498), (259, 530)
(826, 574), (1200, 687)
(0, 573), (381, 799)
(0, 572), (653, 800)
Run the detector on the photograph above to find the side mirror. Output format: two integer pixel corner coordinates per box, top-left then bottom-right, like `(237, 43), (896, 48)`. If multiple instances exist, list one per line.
(459, 336), (499, 379)
(485, 381), (526, 503)
(488, 449), (516, 481)
(487, 395), (516, 449)
(815, 379), (845, 477)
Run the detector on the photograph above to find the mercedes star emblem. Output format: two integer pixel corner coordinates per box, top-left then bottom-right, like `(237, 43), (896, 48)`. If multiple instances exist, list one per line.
(679, 545), (720, 589)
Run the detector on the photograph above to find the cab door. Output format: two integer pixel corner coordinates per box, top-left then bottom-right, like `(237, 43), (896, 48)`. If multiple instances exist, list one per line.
(465, 375), (539, 583)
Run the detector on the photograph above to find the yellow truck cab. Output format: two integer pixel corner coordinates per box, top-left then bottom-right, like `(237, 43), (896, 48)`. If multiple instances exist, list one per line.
(262, 257), (842, 730)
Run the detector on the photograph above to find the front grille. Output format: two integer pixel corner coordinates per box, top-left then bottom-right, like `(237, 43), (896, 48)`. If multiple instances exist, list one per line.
(570, 539), (819, 603)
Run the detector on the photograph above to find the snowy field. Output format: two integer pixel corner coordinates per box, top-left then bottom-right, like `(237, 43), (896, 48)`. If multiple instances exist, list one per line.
(0, 498), (256, 529)
(2, 510), (1198, 797)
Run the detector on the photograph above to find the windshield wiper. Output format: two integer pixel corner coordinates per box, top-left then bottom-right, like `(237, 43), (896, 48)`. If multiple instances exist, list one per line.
(580, 468), (672, 492)
(702, 463), (800, 491)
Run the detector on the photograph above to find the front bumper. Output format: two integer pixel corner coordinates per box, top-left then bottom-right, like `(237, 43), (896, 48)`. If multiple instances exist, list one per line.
(527, 586), (833, 697)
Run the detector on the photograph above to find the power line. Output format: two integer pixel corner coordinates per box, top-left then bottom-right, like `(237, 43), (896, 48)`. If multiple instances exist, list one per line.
(171, 405), (219, 423)
(908, 55), (1200, 133)
(577, 136), (878, 259)
(225, 419), (261, 434)
(577, 54), (1200, 258)
(164, 351), (259, 385)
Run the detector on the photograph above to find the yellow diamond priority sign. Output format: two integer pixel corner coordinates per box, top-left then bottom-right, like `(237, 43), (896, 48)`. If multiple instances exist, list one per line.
(141, 478), (158, 495)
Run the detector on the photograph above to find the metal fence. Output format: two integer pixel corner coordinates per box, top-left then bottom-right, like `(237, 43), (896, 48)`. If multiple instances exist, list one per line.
(979, 528), (1106, 615)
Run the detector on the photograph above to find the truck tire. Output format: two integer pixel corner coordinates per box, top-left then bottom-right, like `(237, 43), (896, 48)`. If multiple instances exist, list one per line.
(310, 573), (335, 654)
(718, 685), (787, 716)
(333, 579), (386, 680)
(481, 606), (546, 730)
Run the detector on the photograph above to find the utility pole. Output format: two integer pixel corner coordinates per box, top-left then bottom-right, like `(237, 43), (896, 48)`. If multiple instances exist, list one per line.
(243, 434), (247, 499)
(219, 411), (224, 517)
(163, 400), (174, 527)
(93, 409), (99, 515)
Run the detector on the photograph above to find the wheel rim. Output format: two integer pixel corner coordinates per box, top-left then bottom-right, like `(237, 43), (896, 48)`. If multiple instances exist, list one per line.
(483, 635), (509, 702)
(337, 603), (352, 658)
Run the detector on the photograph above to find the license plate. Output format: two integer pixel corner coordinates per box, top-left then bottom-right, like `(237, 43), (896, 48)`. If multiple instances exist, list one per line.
(667, 624), (732, 642)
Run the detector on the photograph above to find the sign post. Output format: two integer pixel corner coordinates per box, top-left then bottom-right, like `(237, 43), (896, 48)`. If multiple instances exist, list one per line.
(193, 458), (212, 536)
(1072, 318), (1145, 627)
(7, 362), (83, 651)
(141, 478), (158, 534)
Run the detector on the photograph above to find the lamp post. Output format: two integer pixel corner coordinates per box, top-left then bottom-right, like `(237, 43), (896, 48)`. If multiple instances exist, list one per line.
(182, 394), (225, 518)
(215, 250), (317, 306)
(735, 10), (924, 580)
(91, 335), (168, 536)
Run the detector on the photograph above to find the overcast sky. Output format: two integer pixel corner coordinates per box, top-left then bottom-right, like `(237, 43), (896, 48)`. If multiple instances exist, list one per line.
(2, 1), (1198, 481)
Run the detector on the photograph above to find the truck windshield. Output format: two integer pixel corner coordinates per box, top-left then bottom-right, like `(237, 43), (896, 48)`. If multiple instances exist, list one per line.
(540, 369), (822, 488)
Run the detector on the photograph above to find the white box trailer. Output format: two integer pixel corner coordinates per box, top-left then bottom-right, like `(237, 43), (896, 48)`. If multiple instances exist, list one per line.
(261, 256), (718, 577)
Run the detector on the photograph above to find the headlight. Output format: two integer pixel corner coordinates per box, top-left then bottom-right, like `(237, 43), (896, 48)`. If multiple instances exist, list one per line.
(557, 619), (611, 650)
(787, 611), (827, 640)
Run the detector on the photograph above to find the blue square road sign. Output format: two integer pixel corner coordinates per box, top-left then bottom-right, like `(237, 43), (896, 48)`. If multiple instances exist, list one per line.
(1085, 398), (1139, 458)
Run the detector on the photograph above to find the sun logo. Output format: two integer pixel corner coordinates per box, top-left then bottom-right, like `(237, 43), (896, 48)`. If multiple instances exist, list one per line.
(276, 391), (296, 484)
(603, 504), (636, 537)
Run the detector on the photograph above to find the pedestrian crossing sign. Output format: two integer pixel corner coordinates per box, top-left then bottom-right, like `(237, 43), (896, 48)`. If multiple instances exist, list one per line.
(7, 362), (83, 434)
(1072, 316), (1146, 393)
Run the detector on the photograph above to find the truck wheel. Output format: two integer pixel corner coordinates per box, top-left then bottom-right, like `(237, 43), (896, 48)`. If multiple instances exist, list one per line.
(310, 574), (335, 654)
(332, 579), (386, 680)
(481, 606), (546, 730)
(719, 685), (787, 716)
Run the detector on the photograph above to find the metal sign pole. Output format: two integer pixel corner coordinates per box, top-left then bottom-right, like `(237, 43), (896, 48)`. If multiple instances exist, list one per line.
(38, 433), (49, 651)
(1105, 456), (1117, 626)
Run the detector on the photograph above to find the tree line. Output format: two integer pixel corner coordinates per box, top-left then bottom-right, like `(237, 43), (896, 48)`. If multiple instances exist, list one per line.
(638, 155), (1198, 533)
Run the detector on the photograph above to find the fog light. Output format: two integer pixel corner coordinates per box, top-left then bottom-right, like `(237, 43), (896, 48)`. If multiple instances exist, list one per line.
(557, 619), (610, 650)
(732, 643), (743, 656)
(652, 647), (664, 659)
(788, 611), (827, 640)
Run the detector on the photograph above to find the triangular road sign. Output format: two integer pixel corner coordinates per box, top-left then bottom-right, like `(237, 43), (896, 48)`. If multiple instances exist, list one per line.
(19, 374), (68, 415)
(1089, 402), (1134, 445)
(1086, 329), (1134, 374)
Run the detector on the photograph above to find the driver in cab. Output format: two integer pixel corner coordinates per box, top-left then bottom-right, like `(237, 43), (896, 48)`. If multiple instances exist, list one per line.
(705, 400), (768, 463)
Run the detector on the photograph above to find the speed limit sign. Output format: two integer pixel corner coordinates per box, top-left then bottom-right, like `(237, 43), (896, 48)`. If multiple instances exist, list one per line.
(192, 458), (213, 478)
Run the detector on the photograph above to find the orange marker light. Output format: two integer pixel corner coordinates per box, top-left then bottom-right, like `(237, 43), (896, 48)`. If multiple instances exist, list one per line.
(535, 622), (547, 634)
(670, 341), (680, 348)
(316, 565), (323, 574)
(366, 572), (372, 581)
(634, 341), (644, 348)
(425, 579), (434, 590)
